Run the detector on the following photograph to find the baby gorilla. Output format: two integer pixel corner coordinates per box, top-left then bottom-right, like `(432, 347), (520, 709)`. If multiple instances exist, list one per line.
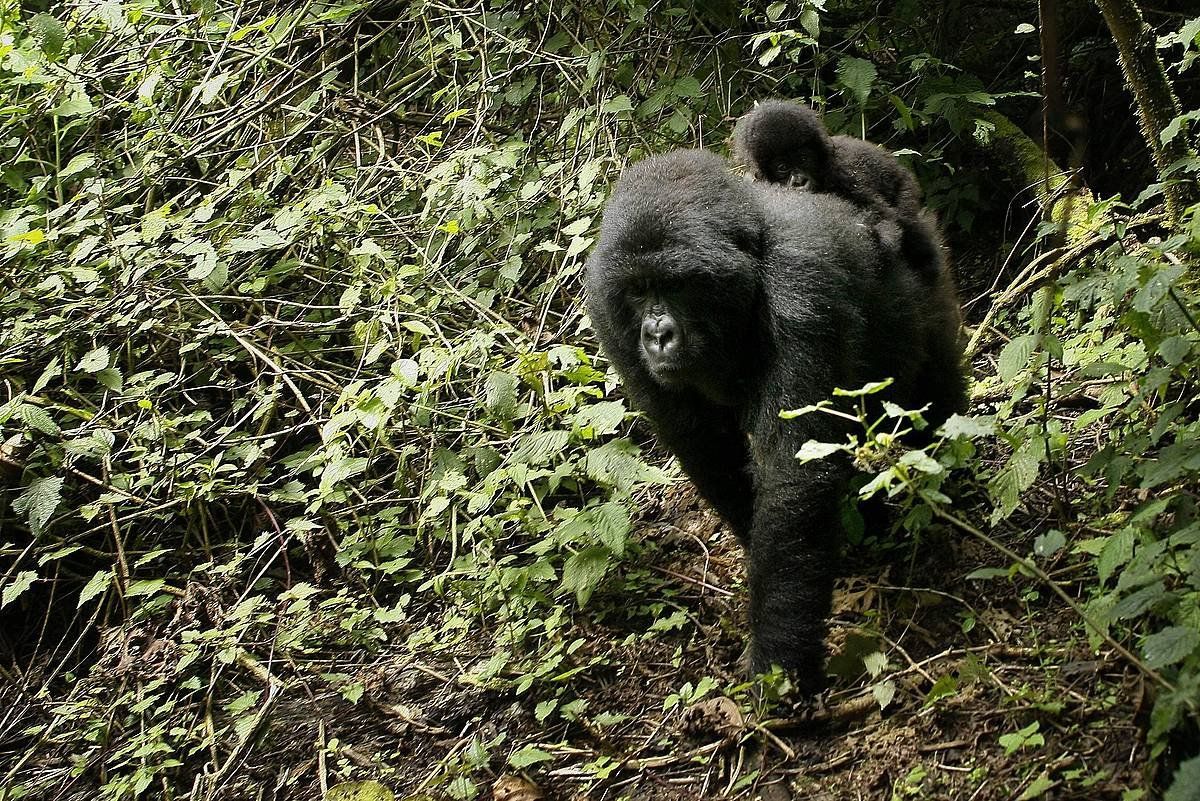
(732, 100), (944, 282)
(586, 149), (965, 692)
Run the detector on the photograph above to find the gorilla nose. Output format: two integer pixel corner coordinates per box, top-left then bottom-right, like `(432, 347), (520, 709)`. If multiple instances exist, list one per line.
(641, 316), (679, 361)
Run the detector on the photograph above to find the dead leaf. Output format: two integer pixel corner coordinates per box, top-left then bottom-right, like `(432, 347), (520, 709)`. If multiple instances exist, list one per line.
(493, 774), (544, 801)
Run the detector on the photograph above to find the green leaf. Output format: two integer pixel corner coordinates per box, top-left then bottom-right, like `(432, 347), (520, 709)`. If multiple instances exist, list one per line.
(402, 320), (435, 337)
(1158, 335), (1191, 366)
(13, 476), (64, 534)
(1, 571), (37, 608)
(28, 13), (66, 57)
(872, 680), (896, 709)
(999, 722), (1043, 755)
(228, 229), (288, 252)
(939, 414), (996, 439)
(836, 56), (877, 106)
(1019, 773), (1055, 800)
(899, 450), (942, 475)
(52, 88), (94, 118)
(800, 8), (820, 36)
(924, 674), (957, 705)
(324, 780), (395, 801)
(198, 74), (229, 105)
(484, 371), (517, 421)
(1034, 529), (1065, 558)
(126, 579), (167, 598)
(1111, 581), (1165, 620)
(142, 209), (170, 243)
(1014, 22), (1036, 34)
(60, 153), (96, 178)
(584, 439), (668, 490)
(20, 404), (61, 436)
(998, 334), (1039, 383)
(1165, 755), (1200, 801)
(671, 76), (702, 97)
(1142, 626), (1199, 669)
(863, 651), (887, 677)
(75, 346), (110, 373)
(600, 95), (634, 115)
(989, 439), (1041, 524)
(79, 570), (113, 607)
(508, 744), (554, 769)
(556, 502), (631, 555)
(572, 401), (626, 437)
(560, 547), (612, 606)
(796, 440), (848, 463)
(512, 430), (570, 466)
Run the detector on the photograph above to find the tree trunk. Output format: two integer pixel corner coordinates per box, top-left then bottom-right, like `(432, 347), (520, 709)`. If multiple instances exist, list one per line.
(1094, 0), (1192, 221)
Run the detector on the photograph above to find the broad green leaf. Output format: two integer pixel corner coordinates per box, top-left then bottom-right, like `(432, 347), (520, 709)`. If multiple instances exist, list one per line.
(940, 413), (996, 439)
(872, 679), (896, 709)
(13, 476), (64, 534)
(19, 404), (60, 436)
(837, 56), (877, 105)
(324, 780), (395, 801)
(511, 430), (570, 466)
(560, 547), (611, 606)
(899, 450), (942, 474)
(1142, 626), (1199, 669)
(989, 439), (1041, 524)
(1111, 581), (1165, 620)
(199, 74), (230, 105)
(484, 371), (517, 421)
(75, 346), (110, 373)
(796, 440), (848, 463)
(998, 334), (1039, 383)
(556, 502), (631, 555)
(52, 88), (94, 118)
(1, 571), (37, 608)
(508, 744), (554, 769)
(60, 153), (96, 178)
(1033, 529), (1066, 558)
(79, 571), (112, 608)
(28, 13), (66, 57)
(1165, 756), (1200, 801)
(600, 95), (634, 115)
(572, 401), (626, 437)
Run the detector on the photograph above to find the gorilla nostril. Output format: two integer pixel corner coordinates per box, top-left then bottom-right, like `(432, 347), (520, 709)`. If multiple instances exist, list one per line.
(641, 315), (679, 359)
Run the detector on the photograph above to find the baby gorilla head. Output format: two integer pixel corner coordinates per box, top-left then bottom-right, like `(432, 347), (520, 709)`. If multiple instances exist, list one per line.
(585, 150), (764, 405)
(732, 100), (833, 189)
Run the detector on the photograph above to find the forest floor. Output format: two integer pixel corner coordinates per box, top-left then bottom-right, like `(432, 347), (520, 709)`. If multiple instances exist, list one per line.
(190, 478), (1151, 800)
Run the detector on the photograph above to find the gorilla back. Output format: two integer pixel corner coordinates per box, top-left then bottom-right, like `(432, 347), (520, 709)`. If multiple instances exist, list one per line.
(586, 149), (965, 690)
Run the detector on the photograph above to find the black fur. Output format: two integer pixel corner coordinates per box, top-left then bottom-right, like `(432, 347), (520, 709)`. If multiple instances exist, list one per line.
(732, 100), (945, 283)
(586, 149), (966, 691)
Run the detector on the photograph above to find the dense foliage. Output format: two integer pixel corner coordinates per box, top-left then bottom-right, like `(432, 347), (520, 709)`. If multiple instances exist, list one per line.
(0, 1), (1197, 799)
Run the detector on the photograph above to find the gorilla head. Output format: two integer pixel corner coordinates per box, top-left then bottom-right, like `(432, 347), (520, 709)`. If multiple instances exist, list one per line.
(732, 100), (832, 189)
(585, 148), (966, 691)
(586, 150), (765, 406)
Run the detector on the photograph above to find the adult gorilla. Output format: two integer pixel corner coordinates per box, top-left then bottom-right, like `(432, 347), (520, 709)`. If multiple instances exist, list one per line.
(585, 149), (965, 691)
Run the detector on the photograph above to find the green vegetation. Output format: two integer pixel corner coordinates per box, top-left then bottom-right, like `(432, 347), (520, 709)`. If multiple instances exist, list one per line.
(0, 1), (1197, 799)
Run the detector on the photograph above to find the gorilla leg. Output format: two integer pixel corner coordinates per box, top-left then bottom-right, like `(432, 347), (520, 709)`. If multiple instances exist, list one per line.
(746, 458), (847, 692)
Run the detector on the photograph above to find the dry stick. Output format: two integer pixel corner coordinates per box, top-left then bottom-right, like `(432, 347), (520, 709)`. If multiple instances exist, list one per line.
(913, 484), (1181, 698)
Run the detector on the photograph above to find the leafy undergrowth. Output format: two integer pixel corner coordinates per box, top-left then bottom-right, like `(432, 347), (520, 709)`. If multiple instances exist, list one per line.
(2, 2), (1198, 800)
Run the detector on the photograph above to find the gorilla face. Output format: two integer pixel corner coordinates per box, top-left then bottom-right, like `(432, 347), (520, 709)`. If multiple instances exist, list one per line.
(586, 150), (762, 405)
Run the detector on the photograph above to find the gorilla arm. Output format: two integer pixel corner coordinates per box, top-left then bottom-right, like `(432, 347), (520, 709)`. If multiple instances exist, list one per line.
(621, 382), (757, 542)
